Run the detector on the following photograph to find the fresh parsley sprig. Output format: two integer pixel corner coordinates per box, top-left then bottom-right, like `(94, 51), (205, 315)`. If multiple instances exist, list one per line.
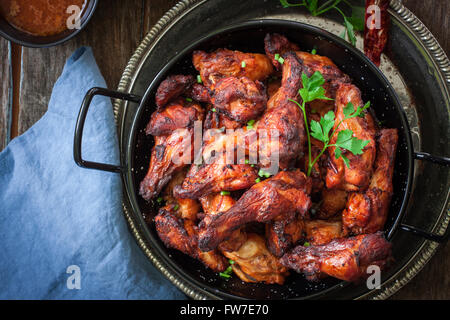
(289, 71), (371, 176)
(280, 0), (364, 46)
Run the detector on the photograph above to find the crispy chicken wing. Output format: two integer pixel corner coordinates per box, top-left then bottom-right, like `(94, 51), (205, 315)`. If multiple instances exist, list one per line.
(281, 232), (392, 282)
(162, 168), (201, 221)
(193, 49), (274, 89)
(139, 101), (205, 201)
(326, 83), (377, 191)
(264, 33), (350, 103)
(154, 208), (227, 272)
(266, 214), (305, 257)
(296, 51), (351, 102)
(304, 219), (344, 246)
(211, 76), (267, 123)
(173, 160), (257, 199)
(198, 170), (312, 252)
(199, 193), (247, 252)
(155, 74), (195, 110)
(145, 98), (204, 136)
(222, 233), (290, 284)
(204, 108), (242, 130)
(317, 188), (348, 219)
(342, 129), (398, 235)
(257, 52), (306, 170)
(264, 33), (300, 70)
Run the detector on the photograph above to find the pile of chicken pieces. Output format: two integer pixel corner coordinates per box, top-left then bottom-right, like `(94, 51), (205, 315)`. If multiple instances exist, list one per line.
(139, 33), (397, 285)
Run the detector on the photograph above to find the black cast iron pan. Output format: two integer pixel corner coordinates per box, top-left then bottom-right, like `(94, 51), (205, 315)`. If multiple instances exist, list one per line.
(73, 20), (450, 299)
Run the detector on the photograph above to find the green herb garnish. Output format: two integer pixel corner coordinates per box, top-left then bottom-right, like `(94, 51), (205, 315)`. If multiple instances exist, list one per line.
(246, 119), (256, 130)
(211, 108), (216, 112)
(304, 241), (310, 247)
(197, 75), (202, 83)
(173, 204), (179, 211)
(219, 260), (235, 279)
(185, 97), (193, 102)
(289, 71), (370, 176)
(280, 0), (364, 46)
(241, 61), (246, 68)
(255, 178), (261, 183)
(258, 168), (272, 178)
(156, 197), (164, 203)
(311, 47), (317, 55)
(220, 191), (231, 196)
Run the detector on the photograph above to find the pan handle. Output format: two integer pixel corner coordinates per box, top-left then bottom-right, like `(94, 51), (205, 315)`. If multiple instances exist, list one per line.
(414, 151), (450, 167)
(398, 151), (450, 243)
(74, 87), (142, 173)
(399, 224), (449, 243)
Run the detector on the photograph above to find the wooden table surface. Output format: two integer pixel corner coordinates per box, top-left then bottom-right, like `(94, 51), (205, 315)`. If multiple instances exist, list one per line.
(0, 0), (448, 299)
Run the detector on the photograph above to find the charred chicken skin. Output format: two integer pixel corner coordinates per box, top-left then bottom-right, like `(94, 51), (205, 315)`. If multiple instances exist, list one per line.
(155, 74), (195, 110)
(199, 193), (247, 252)
(257, 51), (306, 170)
(342, 129), (398, 235)
(211, 76), (267, 123)
(281, 232), (392, 282)
(326, 83), (377, 191)
(139, 99), (205, 201)
(173, 155), (258, 199)
(193, 48), (273, 89)
(154, 208), (227, 272)
(198, 170), (312, 252)
(145, 98), (204, 136)
(266, 214), (305, 257)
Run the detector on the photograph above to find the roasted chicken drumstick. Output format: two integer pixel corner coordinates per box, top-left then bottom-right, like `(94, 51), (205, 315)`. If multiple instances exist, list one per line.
(281, 232), (392, 282)
(342, 129), (398, 235)
(198, 170), (312, 252)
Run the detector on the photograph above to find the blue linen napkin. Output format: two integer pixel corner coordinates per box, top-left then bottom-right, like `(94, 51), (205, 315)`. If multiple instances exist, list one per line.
(0, 47), (186, 300)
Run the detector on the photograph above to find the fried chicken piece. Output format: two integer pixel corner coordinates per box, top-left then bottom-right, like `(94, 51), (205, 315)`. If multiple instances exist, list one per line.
(317, 188), (348, 219)
(199, 193), (247, 252)
(266, 214), (305, 257)
(281, 232), (392, 282)
(326, 83), (377, 191)
(155, 75), (195, 110)
(198, 170), (312, 252)
(204, 108), (242, 130)
(154, 208), (227, 272)
(257, 52), (306, 170)
(162, 168), (201, 221)
(342, 129), (398, 235)
(222, 233), (290, 284)
(188, 83), (212, 103)
(193, 48), (274, 89)
(264, 33), (300, 70)
(139, 101), (205, 201)
(173, 160), (257, 199)
(296, 51), (351, 101)
(304, 219), (344, 246)
(211, 76), (267, 123)
(264, 33), (350, 116)
(145, 98), (204, 136)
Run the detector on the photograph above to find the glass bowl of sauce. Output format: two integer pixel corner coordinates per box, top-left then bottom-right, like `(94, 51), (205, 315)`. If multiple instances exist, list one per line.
(0, 0), (97, 47)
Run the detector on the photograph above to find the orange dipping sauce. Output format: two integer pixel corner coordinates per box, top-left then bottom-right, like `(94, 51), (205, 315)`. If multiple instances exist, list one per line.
(0, 0), (89, 36)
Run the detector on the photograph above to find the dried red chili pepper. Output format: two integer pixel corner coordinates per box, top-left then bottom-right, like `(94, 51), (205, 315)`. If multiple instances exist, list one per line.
(364, 0), (390, 66)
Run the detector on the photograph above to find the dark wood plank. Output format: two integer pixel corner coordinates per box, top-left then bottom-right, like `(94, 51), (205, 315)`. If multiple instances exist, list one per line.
(18, 0), (145, 135)
(403, 0), (449, 55)
(0, 38), (10, 150)
(142, 0), (178, 36)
